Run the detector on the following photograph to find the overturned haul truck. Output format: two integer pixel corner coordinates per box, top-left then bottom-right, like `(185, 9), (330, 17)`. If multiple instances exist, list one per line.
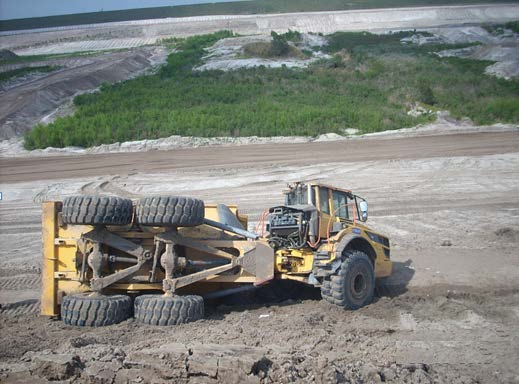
(41, 182), (392, 326)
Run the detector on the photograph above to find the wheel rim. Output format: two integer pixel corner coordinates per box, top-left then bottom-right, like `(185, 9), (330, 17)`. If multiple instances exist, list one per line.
(350, 269), (368, 300)
(353, 273), (366, 294)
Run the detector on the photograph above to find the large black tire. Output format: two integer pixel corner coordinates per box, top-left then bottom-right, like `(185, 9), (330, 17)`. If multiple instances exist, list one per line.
(134, 294), (204, 325)
(61, 293), (132, 326)
(322, 250), (375, 310)
(136, 196), (204, 227)
(62, 196), (133, 225)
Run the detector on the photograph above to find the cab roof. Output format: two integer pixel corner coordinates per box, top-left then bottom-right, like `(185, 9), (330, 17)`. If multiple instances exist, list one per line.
(290, 181), (352, 194)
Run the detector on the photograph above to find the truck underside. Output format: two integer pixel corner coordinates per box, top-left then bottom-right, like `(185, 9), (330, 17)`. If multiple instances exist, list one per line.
(42, 183), (392, 326)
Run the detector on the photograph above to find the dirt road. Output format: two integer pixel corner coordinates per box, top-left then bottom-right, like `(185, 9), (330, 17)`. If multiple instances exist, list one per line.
(1, 131), (519, 382)
(1, 131), (518, 182)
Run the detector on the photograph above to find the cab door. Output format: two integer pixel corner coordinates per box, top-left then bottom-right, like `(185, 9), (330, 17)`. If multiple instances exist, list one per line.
(317, 187), (332, 239)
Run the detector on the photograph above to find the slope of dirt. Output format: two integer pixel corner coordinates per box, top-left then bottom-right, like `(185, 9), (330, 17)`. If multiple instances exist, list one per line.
(0, 50), (18, 60)
(0, 132), (518, 382)
(0, 47), (167, 139)
(1, 4), (519, 54)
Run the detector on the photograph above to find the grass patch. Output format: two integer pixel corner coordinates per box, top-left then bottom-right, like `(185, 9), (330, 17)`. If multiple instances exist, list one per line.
(23, 30), (519, 150)
(0, 66), (59, 83)
(2, 0), (518, 31)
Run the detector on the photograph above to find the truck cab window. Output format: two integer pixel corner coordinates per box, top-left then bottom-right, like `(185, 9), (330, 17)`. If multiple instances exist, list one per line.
(319, 188), (330, 214)
(332, 190), (349, 219)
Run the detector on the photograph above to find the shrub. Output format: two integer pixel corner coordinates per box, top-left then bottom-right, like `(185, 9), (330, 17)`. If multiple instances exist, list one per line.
(418, 83), (436, 105)
(270, 31), (290, 56)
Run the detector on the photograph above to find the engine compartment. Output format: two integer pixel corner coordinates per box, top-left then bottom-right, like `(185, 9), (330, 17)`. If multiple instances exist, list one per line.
(266, 205), (317, 250)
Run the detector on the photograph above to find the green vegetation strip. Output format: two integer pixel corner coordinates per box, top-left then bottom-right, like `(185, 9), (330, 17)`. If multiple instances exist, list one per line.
(0, 65), (59, 83)
(2, 0), (519, 31)
(24, 30), (519, 150)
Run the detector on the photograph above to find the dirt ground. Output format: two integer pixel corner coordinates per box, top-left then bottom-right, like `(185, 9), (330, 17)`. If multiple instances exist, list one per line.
(0, 131), (518, 383)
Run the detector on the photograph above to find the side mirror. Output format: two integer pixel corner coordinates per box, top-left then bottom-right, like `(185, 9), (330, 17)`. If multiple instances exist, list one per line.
(359, 201), (368, 221)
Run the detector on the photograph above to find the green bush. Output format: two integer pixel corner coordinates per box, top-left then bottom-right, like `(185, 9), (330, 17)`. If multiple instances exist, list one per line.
(505, 21), (519, 34)
(280, 30), (302, 43)
(418, 83), (436, 105)
(270, 31), (290, 56)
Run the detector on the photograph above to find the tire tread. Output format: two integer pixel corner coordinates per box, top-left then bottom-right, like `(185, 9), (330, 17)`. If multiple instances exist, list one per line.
(322, 250), (375, 310)
(136, 196), (204, 227)
(61, 294), (131, 327)
(62, 196), (133, 225)
(134, 294), (204, 325)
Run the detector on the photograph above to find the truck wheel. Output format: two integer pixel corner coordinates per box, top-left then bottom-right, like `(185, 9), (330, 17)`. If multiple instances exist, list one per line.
(326, 250), (375, 310)
(62, 196), (133, 225)
(61, 293), (132, 326)
(136, 196), (204, 227)
(134, 294), (204, 325)
(320, 277), (332, 299)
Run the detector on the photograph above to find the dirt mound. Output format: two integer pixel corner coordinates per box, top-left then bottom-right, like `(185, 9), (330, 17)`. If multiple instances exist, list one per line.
(0, 50), (17, 60)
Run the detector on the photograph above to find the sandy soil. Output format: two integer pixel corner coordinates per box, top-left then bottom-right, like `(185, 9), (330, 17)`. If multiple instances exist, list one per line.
(195, 34), (330, 72)
(0, 132), (518, 383)
(405, 25), (519, 79)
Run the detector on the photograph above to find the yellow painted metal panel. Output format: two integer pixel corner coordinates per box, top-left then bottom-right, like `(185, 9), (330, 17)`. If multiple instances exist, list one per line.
(41, 202), (58, 316)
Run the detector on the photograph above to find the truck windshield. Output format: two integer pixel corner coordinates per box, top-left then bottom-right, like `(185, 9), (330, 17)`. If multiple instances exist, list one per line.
(286, 185), (308, 205)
